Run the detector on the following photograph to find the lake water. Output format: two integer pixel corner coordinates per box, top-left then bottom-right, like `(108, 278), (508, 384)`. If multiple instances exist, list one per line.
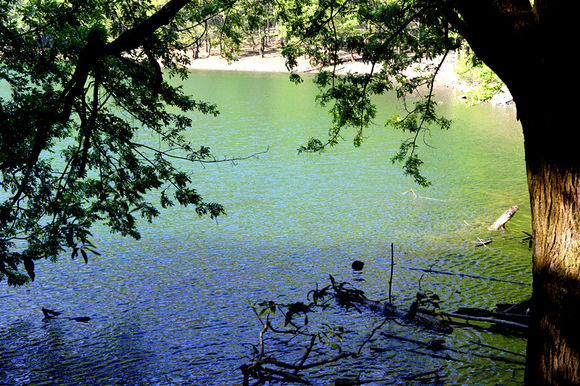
(0, 70), (531, 384)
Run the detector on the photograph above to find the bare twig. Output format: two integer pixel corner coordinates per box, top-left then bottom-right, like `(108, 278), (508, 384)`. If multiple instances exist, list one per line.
(438, 310), (528, 331)
(469, 339), (526, 358)
(357, 316), (391, 357)
(473, 237), (492, 247)
(263, 352), (359, 371)
(388, 243), (394, 304)
(402, 266), (531, 286)
(295, 335), (317, 373)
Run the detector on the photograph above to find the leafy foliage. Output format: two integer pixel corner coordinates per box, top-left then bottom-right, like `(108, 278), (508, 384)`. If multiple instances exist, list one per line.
(456, 50), (505, 104)
(0, 0), (238, 285)
(282, 0), (459, 186)
(388, 94), (451, 187)
(0, 0), (501, 285)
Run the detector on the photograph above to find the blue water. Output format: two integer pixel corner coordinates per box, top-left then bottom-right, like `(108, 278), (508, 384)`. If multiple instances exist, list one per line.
(1, 70), (530, 384)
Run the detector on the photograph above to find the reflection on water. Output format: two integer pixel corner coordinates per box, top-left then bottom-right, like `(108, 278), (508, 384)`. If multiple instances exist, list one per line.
(1, 71), (530, 384)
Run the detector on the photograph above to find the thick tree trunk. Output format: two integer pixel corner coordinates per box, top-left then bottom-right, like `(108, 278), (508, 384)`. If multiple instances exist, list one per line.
(452, 2), (579, 382)
(522, 110), (580, 384)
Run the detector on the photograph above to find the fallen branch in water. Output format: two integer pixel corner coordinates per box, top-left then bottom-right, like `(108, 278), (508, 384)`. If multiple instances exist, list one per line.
(330, 274), (400, 317)
(402, 189), (446, 201)
(437, 310), (528, 331)
(330, 276), (453, 334)
(473, 238), (493, 247)
(497, 297), (531, 314)
(456, 306), (529, 325)
(41, 307), (91, 323)
(402, 266), (531, 286)
(488, 205), (519, 231)
(469, 339), (526, 358)
(403, 366), (447, 381)
(241, 276), (401, 385)
(241, 272), (526, 384)
(381, 331), (444, 349)
(263, 351), (359, 371)
(382, 331), (524, 365)
(406, 348), (466, 363)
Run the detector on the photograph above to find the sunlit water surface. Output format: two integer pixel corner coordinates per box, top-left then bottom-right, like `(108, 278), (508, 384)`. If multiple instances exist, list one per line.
(1, 70), (531, 384)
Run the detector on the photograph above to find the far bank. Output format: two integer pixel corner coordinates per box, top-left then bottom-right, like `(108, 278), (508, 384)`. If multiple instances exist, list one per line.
(185, 49), (514, 107)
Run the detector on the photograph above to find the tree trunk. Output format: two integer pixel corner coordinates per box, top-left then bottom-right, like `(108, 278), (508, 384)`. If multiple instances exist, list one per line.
(205, 21), (210, 56)
(522, 108), (580, 384)
(193, 41), (199, 59)
(451, 2), (579, 382)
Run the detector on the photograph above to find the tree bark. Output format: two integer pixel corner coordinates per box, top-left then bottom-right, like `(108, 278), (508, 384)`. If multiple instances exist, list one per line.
(522, 111), (580, 384)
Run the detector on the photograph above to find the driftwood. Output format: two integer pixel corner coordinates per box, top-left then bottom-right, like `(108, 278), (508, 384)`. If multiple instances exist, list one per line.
(330, 276), (453, 333)
(41, 307), (91, 323)
(382, 331), (524, 365)
(456, 306), (529, 325)
(470, 339), (526, 358)
(472, 238), (493, 247)
(488, 205), (519, 231)
(437, 310), (527, 332)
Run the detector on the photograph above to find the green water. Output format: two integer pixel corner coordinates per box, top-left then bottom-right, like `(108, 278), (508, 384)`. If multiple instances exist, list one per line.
(0, 70), (530, 384)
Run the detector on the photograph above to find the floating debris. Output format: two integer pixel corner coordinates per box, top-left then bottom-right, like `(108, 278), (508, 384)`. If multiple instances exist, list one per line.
(351, 260), (364, 271)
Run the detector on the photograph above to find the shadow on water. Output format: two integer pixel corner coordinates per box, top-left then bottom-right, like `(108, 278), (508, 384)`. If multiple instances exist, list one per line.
(0, 315), (153, 385)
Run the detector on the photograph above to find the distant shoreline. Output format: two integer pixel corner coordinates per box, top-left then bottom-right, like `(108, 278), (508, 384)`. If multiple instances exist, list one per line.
(186, 51), (376, 75)
(185, 50), (514, 107)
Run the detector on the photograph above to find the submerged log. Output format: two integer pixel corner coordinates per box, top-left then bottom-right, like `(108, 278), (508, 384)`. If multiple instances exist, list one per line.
(456, 306), (529, 324)
(496, 297), (532, 314)
(41, 307), (91, 323)
(382, 332), (524, 365)
(438, 310), (527, 331)
(329, 276), (452, 333)
(402, 266), (531, 286)
(488, 205), (519, 231)
(473, 238), (493, 247)
(469, 339), (526, 358)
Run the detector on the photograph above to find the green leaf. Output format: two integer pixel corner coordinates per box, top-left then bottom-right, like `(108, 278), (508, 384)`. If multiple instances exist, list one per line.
(80, 249), (88, 264)
(23, 258), (35, 281)
(289, 73), (303, 84)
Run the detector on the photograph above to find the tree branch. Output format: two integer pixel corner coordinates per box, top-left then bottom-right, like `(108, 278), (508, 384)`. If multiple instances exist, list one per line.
(104, 0), (192, 55)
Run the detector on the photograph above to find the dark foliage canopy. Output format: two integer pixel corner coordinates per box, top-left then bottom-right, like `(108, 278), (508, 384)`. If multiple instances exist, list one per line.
(0, 0), (523, 282)
(0, 0), (465, 285)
